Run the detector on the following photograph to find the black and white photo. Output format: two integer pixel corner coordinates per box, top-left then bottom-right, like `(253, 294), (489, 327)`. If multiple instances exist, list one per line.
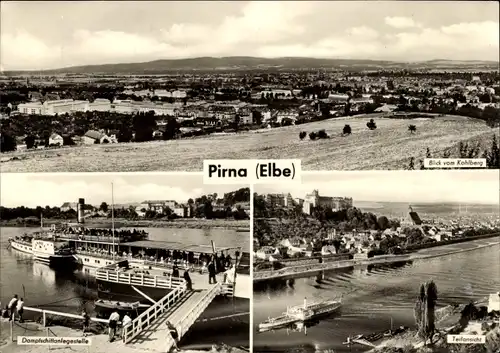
(0, 173), (251, 353)
(0, 1), (498, 172)
(253, 170), (500, 352)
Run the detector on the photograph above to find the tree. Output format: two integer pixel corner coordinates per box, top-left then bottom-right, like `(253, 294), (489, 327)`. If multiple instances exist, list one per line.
(414, 280), (438, 345)
(25, 135), (36, 149)
(408, 125), (417, 134)
(366, 119), (377, 130)
(377, 216), (390, 230)
(408, 157), (415, 170)
(317, 129), (329, 139)
(309, 132), (317, 140)
(299, 131), (307, 140)
(484, 134), (499, 169)
(163, 118), (180, 140)
(1, 133), (17, 152)
(342, 124), (352, 136)
(99, 202), (109, 213)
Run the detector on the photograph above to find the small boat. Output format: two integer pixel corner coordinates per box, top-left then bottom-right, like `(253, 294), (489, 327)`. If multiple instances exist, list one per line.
(94, 300), (145, 311)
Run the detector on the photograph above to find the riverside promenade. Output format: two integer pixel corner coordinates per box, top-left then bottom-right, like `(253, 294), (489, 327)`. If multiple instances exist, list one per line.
(254, 236), (500, 282)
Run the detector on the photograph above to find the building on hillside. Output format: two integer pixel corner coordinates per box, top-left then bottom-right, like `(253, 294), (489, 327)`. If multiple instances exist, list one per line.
(488, 292), (500, 312)
(173, 204), (191, 218)
(264, 193), (294, 208)
(88, 98), (111, 112)
(48, 133), (63, 146)
(18, 102), (43, 115)
(139, 200), (178, 214)
(302, 190), (353, 215)
(401, 206), (423, 226)
(43, 99), (89, 115)
(82, 130), (111, 144)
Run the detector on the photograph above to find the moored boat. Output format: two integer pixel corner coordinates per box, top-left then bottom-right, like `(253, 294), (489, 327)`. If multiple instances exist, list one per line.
(258, 297), (342, 332)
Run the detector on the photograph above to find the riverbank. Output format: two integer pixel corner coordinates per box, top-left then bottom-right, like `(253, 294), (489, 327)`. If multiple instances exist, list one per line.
(0, 319), (247, 353)
(254, 236), (500, 281)
(0, 218), (250, 230)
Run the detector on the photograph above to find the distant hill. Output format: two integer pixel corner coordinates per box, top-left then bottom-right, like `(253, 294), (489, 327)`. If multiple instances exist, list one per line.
(4, 56), (499, 75)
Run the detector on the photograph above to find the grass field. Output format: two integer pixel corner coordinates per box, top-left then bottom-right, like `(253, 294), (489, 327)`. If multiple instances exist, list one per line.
(1, 114), (497, 172)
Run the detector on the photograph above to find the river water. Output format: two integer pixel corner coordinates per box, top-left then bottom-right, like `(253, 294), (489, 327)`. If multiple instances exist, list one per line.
(0, 227), (250, 349)
(253, 239), (500, 353)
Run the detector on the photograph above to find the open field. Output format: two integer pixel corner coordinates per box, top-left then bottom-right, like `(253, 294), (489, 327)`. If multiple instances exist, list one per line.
(1, 115), (496, 172)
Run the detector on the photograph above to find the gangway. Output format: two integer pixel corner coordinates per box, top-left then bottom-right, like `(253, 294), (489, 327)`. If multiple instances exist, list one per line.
(123, 282), (222, 352)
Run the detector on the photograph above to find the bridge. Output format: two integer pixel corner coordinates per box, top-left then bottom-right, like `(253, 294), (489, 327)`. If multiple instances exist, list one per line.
(96, 262), (234, 352)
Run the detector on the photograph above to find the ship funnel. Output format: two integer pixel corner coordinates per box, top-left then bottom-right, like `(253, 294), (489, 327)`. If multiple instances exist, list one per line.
(77, 198), (85, 223)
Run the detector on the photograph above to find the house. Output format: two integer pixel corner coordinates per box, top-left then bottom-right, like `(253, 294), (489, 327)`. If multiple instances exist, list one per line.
(321, 245), (337, 256)
(152, 130), (164, 139)
(255, 246), (277, 261)
(82, 130), (111, 145)
(48, 133), (63, 146)
(173, 204), (191, 218)
(488, 292), (500, 312)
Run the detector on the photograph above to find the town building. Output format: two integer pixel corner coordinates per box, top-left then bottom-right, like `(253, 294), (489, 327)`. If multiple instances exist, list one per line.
(302, 190), (353, 214)
(48, 133), (64, 146)
(82, 130), (112, 145)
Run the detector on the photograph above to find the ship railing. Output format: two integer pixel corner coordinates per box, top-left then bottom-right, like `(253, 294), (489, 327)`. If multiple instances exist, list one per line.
(22, 306), (109, 327)
(221, 282), (234, 296)
(95, 268), (185, 289)
(76, 250), (129, 261)
(175, 282), (222, 338)
(122, 281), (187, 344)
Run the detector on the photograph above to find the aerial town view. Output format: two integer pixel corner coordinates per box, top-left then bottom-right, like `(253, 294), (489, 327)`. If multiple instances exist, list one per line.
(253, 171), (500, 353)
(0, 173), (251, 353)
(1, 1), (499, 172)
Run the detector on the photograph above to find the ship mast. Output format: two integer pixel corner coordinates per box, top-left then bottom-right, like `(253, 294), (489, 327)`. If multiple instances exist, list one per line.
(112, 182), (115, 261)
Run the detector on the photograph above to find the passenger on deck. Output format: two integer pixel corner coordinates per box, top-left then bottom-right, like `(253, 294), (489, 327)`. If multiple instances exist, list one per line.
(208, 260), (216, 284)
(172, 265), (179, 278)
(183, 269), (192, 291)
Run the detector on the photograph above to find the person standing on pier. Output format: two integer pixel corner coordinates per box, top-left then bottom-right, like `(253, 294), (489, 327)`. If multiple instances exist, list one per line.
(7, 294), (18, 322)
(121, 312), (132, 340)
(16, 298), (24, 323)
(183, 268), (192, 291)
(208, 259), (216, 284)
(165, 321), (179, 351)
(108, 310), (120, 342)
(82, 309), (90, 336)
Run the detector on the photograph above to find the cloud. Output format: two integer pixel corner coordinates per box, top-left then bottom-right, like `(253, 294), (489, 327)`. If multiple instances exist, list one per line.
(0, 2), (498, 70)
(0, 31), (61, 70)
(385, 16), (422, 29)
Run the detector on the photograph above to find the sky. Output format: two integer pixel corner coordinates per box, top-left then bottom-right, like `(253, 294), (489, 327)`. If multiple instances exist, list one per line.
(0, 173), (247, 208)
(256, 170), (500, 205)
(1, 1), (498, 70)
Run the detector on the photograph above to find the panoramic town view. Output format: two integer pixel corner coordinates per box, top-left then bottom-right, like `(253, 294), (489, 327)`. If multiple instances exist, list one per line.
(1, 1), (499, 171)
(0, 174), (251, 353)
(253, 171), (500, 353)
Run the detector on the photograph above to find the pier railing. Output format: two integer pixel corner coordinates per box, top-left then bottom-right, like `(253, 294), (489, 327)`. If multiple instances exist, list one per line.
(122, 281), (187, 344)
(176, 282), (221, 338)
(23, 306), (109, 326)
(95, 267), (185, 289)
